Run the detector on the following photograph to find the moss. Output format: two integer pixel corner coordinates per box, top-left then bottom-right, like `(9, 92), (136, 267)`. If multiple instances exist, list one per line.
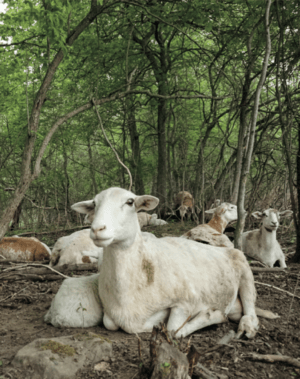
(142, 258), (154, 284)
(40, 340), (76, 357)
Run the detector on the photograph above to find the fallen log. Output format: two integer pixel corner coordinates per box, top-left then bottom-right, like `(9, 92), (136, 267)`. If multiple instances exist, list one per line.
(251, 267), (285, 273)
(0, 262), (98, 281)
(0, 273), (65, 282)
(245, 353), (300, 368)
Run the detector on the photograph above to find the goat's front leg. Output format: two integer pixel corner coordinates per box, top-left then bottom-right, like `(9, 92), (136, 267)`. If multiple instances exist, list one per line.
(167, 307), (227, 338)
(237, 272), (259, 338)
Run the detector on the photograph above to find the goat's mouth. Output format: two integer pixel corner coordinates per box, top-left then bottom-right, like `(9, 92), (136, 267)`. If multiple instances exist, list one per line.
(265, 226), (277, 232)
(92, 237), (113, 247)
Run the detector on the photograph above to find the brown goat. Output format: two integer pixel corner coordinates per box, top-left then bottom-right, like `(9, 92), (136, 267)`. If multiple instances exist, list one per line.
(0, 237), (50, 261)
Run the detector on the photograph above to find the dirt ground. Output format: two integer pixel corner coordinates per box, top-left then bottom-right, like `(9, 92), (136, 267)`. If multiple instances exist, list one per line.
(0, 222), (300, 379)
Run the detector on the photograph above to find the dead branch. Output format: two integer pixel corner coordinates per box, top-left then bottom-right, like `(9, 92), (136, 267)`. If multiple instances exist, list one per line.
(1, 273), (61, 282)
(251, 267), (285, 273)
(244, 353), (300, 368)
(254, 281), (300, 300)
(193, 363), (219, 379)
(0, 285), (30, 303)
(174, 315), (191, 335)
(0, 262), (97, 281)
(12, 225), (89, 237)
(92, 98), (133, 191)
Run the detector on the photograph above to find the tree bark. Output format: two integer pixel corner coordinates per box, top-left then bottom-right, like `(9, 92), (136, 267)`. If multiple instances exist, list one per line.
(235, 0), (272, 249)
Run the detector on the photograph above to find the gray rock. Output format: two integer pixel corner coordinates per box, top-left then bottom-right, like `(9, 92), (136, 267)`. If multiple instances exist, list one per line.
(11, 332), (112, 379)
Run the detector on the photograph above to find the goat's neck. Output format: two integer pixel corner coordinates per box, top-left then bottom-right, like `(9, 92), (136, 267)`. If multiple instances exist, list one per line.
(261, 226), (277, 248)
(207, 214), (227, 234)
(101, 232), (146, 298)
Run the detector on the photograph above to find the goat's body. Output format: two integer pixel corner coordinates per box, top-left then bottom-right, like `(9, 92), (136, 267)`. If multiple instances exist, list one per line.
(0, 237), (50, 261)
(181, 203), (237, 247)
(44, 274), (102, 328)
(182, 223), (233, 247)
(241, 228), (286, 268)
(99, 231), (255, 336)
(50, 229), (103, 267)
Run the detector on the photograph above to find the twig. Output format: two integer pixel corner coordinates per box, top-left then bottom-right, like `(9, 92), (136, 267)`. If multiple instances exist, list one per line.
(244, 353), (300, 368)
(174, 315), (191, 335)
(1, 263), (70, 279)
(251, 267), (285, 273)
(135, 333), (143, 362)
(249, 260), (267, 267)
(285, 273), (299, 337)
(0, 285), (29, 302)
(14, 225), (89, 237)
(254, 281), (300, 300)
(92, 98), (133, 191)
(193, 362), (218, 379)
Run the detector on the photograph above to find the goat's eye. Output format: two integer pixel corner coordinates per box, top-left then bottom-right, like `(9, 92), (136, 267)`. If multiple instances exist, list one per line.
(263, 213), (267, 217)
(93, 200), (96, 207)
(126, 198), (134, 206)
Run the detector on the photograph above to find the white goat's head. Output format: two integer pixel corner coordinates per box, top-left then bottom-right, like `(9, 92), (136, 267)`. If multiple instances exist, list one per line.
(178, 204), (188, 219)
(251, 209), (293, 232)
(205, 202), (239, 224)
(71, 188), (159, 248)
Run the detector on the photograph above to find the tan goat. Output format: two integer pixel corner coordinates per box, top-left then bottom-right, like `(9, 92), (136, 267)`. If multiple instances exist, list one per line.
(0, 237), (51, 261)
(174, 191), (197, 222)
(181, 202), (241, 247)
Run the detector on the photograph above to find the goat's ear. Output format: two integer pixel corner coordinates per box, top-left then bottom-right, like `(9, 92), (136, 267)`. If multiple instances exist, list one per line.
(71, 200), (95, 215)
(251, 211), (263, 219)
(279, 210), (293, 218)
(134, 195), (159, 212)
(205, 208), (215, 215)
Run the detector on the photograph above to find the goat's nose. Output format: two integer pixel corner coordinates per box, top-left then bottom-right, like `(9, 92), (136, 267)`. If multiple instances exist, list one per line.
(91, 225), (106, 233)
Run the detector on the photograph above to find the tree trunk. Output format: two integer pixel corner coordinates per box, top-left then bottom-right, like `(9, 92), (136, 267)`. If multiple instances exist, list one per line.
(127, 99), (145, 195)
(235, 0), (272, 249)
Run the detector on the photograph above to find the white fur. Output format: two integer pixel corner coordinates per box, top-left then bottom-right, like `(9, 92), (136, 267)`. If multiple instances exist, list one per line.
(137, 212), (151, 228)
(50, 229), (103, 267)
(68, 187), (262, 338)
(241, 209), (293, 268)
(44, 274), (102, 327)
(149, 214), (168, 226)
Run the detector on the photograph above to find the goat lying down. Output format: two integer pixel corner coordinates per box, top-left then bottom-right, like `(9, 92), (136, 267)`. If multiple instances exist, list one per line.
(45, 187), (278, 338)
(50, 229), (103, 267)
(241, 209), (293, 268)
(181, 202), (239, 248)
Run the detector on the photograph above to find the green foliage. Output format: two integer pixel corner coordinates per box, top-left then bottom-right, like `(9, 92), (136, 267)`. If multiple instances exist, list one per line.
(0, 0), (299, 233)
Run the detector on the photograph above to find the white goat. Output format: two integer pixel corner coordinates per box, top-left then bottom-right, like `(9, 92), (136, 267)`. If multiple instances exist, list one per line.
(149, 214), (168, 226)
(44, 274), (102, 327)
(181, 202), (240, 248)
(64, 187), (277, 338)
(241, 209), (293, 268)
(50, 229), (103, 267)
(0, 237), (51, 261)
(137, 212), (151, 228)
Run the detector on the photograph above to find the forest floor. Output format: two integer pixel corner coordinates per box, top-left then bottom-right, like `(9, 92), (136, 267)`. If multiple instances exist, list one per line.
(0, 221), (300, 379)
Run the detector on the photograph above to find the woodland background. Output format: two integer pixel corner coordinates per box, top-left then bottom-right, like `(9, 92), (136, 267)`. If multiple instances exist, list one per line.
(0, 0), (300, 259)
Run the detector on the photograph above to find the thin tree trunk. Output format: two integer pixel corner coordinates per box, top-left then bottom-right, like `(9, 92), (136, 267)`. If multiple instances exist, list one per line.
(235, 0), (272, 249)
